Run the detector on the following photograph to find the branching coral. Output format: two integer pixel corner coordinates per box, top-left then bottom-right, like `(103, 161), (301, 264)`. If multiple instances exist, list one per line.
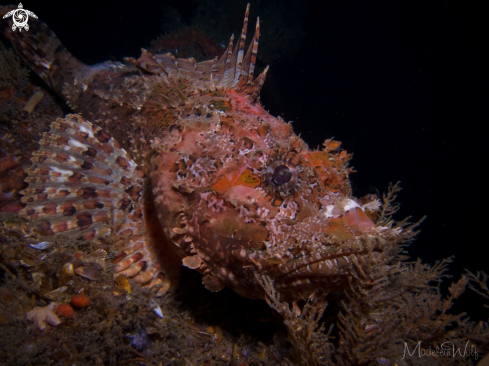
(467, 271), (489, 305)
(255, 184), (489, 366)
(376, 181), (403, 227)
(256, 274), (335, 365)
(333, 256), (486, 366)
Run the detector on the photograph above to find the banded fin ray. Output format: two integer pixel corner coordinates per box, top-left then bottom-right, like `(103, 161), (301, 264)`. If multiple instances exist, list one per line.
(20, 114), (145, 238)
(20, 115), (167, 288)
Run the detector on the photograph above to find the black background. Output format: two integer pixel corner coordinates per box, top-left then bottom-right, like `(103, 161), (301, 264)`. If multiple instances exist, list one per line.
(1, 0), (487, 319)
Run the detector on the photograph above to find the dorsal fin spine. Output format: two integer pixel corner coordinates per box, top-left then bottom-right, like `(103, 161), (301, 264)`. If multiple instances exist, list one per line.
(212, 33), (235, 85)
(225, 34), (235, 67)
(248, 17), (260, 81)
(234, 3), (250, 86)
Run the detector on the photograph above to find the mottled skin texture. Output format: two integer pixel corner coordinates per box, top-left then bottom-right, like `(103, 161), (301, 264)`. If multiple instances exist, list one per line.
(148, 91), (391, 299)
(1, 4), (406, 300)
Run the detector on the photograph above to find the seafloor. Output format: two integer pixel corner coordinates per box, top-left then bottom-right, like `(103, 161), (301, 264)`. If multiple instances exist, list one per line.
(1, 37), (488, 366)
(0, 211), (287, 365)
(0, 43), (288, 366)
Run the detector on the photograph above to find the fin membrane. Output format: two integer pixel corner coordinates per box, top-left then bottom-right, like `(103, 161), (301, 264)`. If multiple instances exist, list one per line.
(0, 5), (90, 97)
(124, 4), (267, 96)
(20, 115), (168, 291)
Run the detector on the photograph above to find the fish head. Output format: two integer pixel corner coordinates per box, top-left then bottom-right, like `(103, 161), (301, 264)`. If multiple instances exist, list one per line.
(150, 93), (395, 299)
(1, 1), (407, 301)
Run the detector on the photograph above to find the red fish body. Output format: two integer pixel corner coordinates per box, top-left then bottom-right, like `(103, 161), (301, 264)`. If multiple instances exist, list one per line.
(1, 4), (407, 300)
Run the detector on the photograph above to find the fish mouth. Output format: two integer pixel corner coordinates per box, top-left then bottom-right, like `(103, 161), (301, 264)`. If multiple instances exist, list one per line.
(270, 249), (388, 299)
(251, 207), (404, 299)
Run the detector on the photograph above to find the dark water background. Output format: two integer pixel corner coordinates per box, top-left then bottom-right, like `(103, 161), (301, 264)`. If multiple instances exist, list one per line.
(2, 0), (487, 320)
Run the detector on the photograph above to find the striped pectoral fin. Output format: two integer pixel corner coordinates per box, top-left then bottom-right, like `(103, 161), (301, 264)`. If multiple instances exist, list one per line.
(20, 114), (144, 238)
(20, 114), (167, 291)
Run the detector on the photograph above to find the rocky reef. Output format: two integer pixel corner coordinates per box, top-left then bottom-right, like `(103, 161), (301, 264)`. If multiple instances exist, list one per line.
(0, 41), (65, 214)
(0, 33), (488, 366)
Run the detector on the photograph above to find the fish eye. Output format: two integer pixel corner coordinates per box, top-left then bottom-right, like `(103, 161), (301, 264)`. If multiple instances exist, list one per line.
(266, 160), (298, 192)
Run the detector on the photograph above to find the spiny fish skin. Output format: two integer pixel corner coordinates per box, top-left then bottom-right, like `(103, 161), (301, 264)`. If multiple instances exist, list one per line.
(1, 4), (406, 300)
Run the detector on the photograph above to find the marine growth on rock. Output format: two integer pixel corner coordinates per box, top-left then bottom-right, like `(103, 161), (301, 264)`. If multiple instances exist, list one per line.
(0, 3), (487, 366)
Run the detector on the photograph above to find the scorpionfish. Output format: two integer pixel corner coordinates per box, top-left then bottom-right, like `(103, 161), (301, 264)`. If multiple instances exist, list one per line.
(1, 4), (404, 300)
